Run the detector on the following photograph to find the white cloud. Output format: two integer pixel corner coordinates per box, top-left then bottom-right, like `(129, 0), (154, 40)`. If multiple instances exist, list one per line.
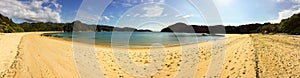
(274, 0), (300, 3)
(182, 15), (194, 18)
(134, 13), (140, 17)
(76, 14), (111, 23)
(269, 5), (300, 23)
(213, 0), (235, 7)
(77, 14), (102, 24)
(121, 3), (133, 7)
(103, 16), (110, 22)
(0, 0), (62, 23)
(109, 15), (114, 18)
(147, 0), (165, 3)
(279, 8), (300, 19)
(275, 0), (285, 2)
(162, 14), (168, 16)
(174, 14), (194, 18)
(112, 0), (165, 8)
(175, 14), (181, 18)
(269, 0), (300, 23)
(155, 0), (165, 3)
(159, 0), (165, 3)
(142, 4), (164, 17)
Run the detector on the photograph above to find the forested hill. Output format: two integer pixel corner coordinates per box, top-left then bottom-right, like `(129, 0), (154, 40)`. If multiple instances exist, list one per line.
(161, 13), (300, 35)
(279, 13), (300, 34)
(18, 21), (152, 32)
(0, 13), (151, 33)
(1, 13), (299, 35)
(61, 21), (152, 32)
(0, 14), (24, 33)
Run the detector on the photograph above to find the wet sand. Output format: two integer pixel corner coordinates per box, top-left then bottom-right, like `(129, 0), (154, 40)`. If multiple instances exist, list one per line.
(0, 33), (299, 78)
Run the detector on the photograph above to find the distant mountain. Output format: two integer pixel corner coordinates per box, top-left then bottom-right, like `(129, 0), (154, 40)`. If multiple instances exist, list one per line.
(161, 22), (263, 34)
(19, 22), (65, 32)
(62, 20), (152, 32)
(0, 14), (24, 33)
(17, 20), (152, 32)
(0, 13), (153, 33)
(161, 23), (195, 33)
(1, 12), (299, 34)
(161, 13), (300, 35)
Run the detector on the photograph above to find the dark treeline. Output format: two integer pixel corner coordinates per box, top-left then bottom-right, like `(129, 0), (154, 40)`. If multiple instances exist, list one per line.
(0, 13), (152, 33)
(1, 13), (299, 35)
(19, 21), (152, 32)
(161, 23), (267, 34)
(19, 22), (65, 32)
(161, 13), (300, 35)
(62, 21), (152, 32)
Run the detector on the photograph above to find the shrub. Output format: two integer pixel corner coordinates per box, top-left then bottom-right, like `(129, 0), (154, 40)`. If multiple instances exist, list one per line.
(4, 26), (15, 33)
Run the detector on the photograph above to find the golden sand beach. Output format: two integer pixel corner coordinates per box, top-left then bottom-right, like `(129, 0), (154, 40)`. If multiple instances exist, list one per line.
(0, 33), (299, 78)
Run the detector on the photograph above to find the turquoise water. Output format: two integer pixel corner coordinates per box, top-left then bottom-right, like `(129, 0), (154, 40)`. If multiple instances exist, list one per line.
(43, 32), (223, 48)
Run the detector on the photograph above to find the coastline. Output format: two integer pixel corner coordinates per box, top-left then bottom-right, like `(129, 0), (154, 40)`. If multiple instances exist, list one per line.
(41, 32), (224, 49)
(0, 32), (299, 78)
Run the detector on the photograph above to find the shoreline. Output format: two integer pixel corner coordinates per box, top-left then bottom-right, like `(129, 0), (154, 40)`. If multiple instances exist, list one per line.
(0, 32), (299, 78)
(41, 32), (227, 49)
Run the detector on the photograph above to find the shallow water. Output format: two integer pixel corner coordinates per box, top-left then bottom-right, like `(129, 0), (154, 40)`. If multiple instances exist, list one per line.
(43, 32), (224, 48)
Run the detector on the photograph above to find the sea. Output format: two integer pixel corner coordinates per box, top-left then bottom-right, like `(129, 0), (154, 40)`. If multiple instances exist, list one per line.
(43, 32), (224, 48)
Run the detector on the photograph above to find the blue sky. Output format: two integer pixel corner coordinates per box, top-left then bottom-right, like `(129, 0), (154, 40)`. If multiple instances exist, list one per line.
(0, 0), (299, 31)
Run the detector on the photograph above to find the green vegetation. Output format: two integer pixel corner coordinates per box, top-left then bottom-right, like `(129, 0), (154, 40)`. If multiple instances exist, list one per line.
(0, 13), (299, 34)
(279, 13), (300, 35)
(0, 14), (24, 33)
(162, 13), (300, 35)
(19, 22), (64, 32)
(258, 23), (279, 34)
(257, 13), (300, 35)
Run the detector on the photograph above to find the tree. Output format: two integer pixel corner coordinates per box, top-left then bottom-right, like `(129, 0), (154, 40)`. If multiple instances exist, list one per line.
(3, 25), (15, 33)
(0, 14), (24, 33)
(279, 13), (300, 35)
(260, 24), (278, 34)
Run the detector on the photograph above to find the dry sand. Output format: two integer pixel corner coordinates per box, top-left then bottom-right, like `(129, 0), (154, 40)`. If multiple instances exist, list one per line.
(251, 34), (300, 77)
(0, 33), (29, 77)
(0, 32), (79, 78)
(0, 33), (299, 78)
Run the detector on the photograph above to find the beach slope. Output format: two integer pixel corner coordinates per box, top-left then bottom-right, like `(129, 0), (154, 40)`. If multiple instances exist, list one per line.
(0, 33), (79, 78)
(0, 33), (299, 78)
